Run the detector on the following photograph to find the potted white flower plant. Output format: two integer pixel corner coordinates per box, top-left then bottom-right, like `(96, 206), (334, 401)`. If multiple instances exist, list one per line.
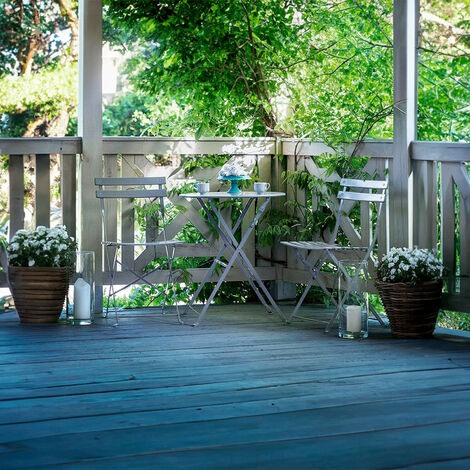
(7, 226), (76, 323)
(375, 247), (444, 338)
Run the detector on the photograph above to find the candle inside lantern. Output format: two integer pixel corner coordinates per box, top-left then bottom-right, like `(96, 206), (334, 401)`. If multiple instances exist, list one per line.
(74, 278), (91, 320)
(346, 305), (362, 332)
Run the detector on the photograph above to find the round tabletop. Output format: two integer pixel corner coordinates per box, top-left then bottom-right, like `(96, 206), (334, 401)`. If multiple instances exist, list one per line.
(180, 191), (286, 199)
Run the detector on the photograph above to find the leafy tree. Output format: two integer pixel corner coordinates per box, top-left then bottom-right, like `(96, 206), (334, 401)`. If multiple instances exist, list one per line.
(0, 63), (77, 136)
(106, 0), (468, 143)
(418, 0), (470, 141)
(0, 0), (78, 137)
(105, 0), (395, 143)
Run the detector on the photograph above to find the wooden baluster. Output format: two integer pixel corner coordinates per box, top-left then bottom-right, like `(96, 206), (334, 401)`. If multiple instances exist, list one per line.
(441, 163), (456, 294)
(413, 159), (438, 249)
(61, 154), (77, 239)
(35, 154), (50, 228)
(121, 155), (136, 272)
(8, 154), (24, 239)
(256, 154), (272, 269)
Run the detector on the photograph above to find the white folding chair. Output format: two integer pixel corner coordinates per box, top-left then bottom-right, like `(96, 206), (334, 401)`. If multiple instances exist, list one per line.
(281, 178), (388, 331)
(95, 177), (184, 324)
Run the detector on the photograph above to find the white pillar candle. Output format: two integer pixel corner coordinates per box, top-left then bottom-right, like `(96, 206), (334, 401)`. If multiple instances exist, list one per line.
(346, 305), (362, 332)
(74, 278), (91, 320)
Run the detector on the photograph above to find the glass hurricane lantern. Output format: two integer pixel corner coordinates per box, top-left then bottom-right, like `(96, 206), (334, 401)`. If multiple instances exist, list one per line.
(337, 260), (369, 339)
(67, 251), (95, 325)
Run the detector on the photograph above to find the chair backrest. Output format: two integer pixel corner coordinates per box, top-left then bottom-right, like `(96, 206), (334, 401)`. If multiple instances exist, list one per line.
(95, 177), (167, 199)
(329, 178), (388, 252)
(95, 176), (168, 243)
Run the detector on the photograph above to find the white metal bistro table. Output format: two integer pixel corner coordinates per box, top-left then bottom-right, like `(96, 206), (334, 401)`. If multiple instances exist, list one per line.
(180, 191), (286, 326)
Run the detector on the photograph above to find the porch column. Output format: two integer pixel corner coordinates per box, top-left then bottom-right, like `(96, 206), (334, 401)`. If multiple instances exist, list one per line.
(78, 0), (103, 310)
(391, 0), (419, 248)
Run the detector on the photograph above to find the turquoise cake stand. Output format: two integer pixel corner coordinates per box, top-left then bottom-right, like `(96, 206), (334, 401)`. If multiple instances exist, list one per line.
(218, 175), (250, 195)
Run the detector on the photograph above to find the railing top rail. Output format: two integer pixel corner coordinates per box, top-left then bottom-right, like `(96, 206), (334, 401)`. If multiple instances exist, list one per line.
(411, 141), (470, 162)
(2, 137), (468, 161)
(102, 137), (394, 157)
(282, 139), (393, 158)
(0, 137), (82, 155)
(102, 136), (277, 155)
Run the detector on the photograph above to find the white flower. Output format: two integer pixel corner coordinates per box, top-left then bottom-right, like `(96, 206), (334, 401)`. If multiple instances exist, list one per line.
(15, 229), (29, 236)
(219, 162), (247, 177)
(7, 225), (72, 268)
(378, 247), (443, 284)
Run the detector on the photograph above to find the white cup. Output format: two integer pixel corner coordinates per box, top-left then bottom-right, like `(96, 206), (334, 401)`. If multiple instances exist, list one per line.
(254, 182), (270, 194)
(197, 182), (210, 194)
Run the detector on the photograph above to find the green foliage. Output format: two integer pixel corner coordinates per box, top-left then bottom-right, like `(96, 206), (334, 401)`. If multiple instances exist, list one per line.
(0, 0), (73, 76)
(438, 310), (470, 331)
(183, 155), (231, 176)
(0, 63), (78, 136)
(418, 1), (470, 141)
(0, 0), (78, 138)
(103, 92), (159, 136)
(259, 153), (370, 246)
(105, 0), (395, 141)
(258, 208), (302, 247)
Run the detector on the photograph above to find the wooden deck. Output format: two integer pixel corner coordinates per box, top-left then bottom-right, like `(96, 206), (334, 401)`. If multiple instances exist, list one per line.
(0, 304), (469, 469)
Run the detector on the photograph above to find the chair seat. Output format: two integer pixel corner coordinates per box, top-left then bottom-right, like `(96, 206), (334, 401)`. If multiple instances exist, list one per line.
(103, 240), (185, 247)
(280, 240), (368, 252)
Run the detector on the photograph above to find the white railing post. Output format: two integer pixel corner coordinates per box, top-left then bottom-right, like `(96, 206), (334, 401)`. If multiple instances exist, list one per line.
(78, 0), (103, 311)
(270, 137), (296, 301)
(391, 0), (419, 248)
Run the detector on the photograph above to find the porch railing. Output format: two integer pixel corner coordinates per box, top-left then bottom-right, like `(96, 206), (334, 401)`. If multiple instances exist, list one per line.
(1, 137), (469, 313)
(412, 141), (470, 312)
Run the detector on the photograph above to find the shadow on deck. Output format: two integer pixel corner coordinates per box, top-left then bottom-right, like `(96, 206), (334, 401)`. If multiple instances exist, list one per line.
(0, 304), (469, 469)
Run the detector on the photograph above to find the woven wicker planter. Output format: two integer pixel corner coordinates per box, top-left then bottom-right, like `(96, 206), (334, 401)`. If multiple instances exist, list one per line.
(375, 280), (443, 338)
(8, 266), (70, 324)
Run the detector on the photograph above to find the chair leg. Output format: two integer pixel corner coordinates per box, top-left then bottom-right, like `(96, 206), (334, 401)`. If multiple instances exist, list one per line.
(288, 248), (336, 323)
(161, 279), (170, 314)
(288, 277), (314, 323)
(369, 302), (387, 326)
(168, 246), (182, 324)
(104, 245), (113, 319)
(109, 248), (119, 326)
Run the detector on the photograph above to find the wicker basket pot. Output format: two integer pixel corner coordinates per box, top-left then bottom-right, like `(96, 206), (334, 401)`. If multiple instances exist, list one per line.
(375, 280), (443, 338)
(8, 266), (70, 324)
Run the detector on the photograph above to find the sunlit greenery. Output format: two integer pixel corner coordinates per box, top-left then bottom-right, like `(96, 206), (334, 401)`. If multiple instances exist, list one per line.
(0, 0), (469, 328)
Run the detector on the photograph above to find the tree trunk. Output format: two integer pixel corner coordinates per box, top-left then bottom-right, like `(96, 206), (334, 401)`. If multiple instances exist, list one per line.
(23, 110), (70, 137)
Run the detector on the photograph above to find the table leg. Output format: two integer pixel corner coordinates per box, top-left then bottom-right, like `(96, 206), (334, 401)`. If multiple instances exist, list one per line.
(202, 199), (273, 314)
(191, 198), (274, 325)
(183, 198), (257, 316)
(207, 198), (285, 321)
